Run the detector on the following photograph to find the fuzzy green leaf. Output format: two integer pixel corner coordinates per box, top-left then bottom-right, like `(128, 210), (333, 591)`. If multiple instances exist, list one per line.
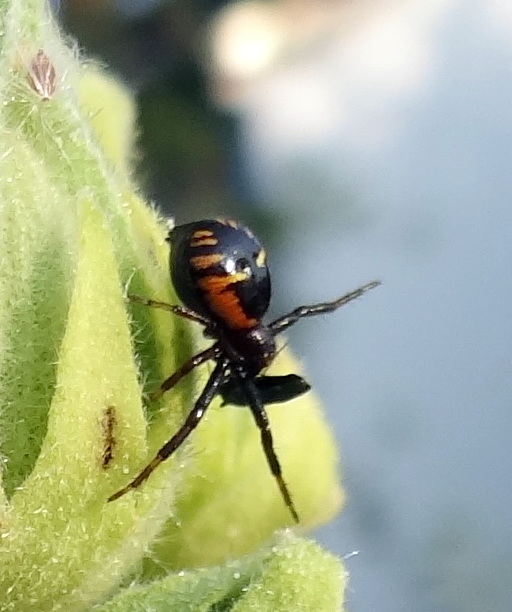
(0, 200), (179, 611)
(96, 532), (346, 612)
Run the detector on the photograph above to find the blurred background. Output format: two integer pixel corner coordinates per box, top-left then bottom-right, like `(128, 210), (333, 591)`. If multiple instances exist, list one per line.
(55, 1), (512, 610)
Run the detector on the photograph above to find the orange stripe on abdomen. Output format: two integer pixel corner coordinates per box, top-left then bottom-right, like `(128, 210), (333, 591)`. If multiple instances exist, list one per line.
(190, 237), (219, 247)
(190, 253), (224, 270)
(197, 273), (257, 329)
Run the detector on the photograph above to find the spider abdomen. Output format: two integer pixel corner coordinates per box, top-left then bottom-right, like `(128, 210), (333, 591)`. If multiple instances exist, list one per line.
(168, 219), (271, 330)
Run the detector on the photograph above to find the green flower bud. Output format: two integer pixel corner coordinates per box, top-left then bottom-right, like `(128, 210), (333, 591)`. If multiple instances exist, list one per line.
(0, 1), (347, 610)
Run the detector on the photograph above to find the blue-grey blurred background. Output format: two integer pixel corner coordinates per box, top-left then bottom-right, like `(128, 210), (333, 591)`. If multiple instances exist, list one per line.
(57, 1), (512, 610)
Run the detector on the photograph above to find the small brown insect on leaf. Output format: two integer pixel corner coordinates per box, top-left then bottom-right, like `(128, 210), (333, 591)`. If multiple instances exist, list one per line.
(27, 49), (56, 101)
(101, 405), (117, 469)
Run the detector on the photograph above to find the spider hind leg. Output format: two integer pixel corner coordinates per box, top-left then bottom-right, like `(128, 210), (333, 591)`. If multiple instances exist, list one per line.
(235, 370), (300, 524)
(108, 359), (228, 502)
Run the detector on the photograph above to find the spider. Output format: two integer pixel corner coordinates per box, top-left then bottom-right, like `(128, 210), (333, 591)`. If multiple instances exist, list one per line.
(108, 218), (380, 523)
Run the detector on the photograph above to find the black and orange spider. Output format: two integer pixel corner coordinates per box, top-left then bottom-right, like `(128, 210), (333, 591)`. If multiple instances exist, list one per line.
(108, 218), (379, 522)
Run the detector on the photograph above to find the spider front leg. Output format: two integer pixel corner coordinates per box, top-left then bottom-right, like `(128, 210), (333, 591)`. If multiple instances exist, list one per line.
(235, 368), (300, 524)
(270, 280), (381, 334)
(108, 358), (229, 502)
(128, 293), (209, 326)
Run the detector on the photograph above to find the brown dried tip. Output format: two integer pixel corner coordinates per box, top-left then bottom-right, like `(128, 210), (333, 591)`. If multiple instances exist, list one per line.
(101, 405), (117, 469)
(27, 49), (56, 101)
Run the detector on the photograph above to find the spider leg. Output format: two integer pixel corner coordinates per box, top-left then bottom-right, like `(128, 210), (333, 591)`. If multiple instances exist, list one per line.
(270, 280), (381, 334)
(128, 293), (209, 326)
(235, 368), (300, 523)
(108, 358), (229, 502)
(149, 345), (218, 402)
